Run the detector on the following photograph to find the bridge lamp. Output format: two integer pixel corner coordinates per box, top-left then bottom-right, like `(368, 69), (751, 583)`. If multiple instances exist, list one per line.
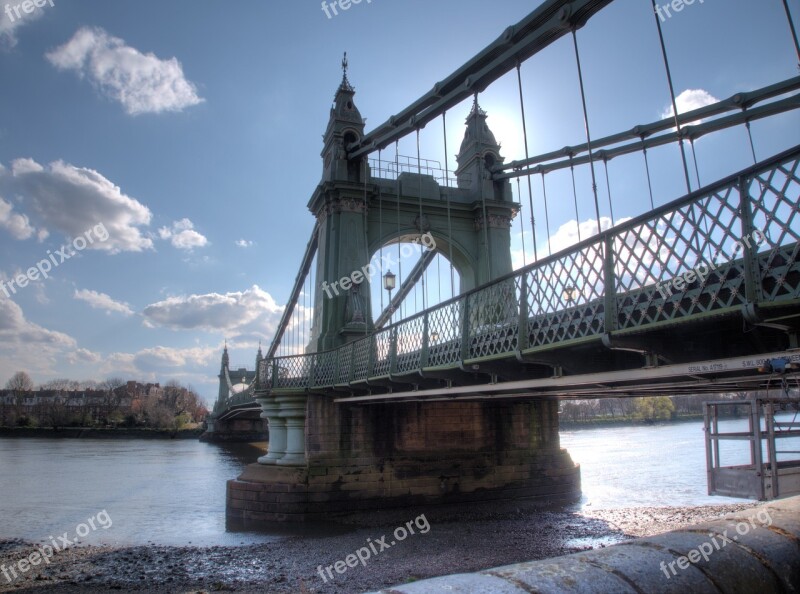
(384, 269), (397, 322)
(430, 331), (440, 343)
(383, 270), (396, 293)
(563, 285), (577, 304)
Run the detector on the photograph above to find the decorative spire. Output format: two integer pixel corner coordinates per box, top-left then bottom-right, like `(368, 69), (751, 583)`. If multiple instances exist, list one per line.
(339, 51), (354, 93)
(467, 96), (487, 121)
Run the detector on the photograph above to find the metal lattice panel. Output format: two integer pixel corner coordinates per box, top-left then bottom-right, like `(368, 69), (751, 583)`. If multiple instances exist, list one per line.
(395, 315), (424, 374)
(526, 244), (606, 347)
(273, 355), (310, 390)
(336, 345), (353, 384)
(312, 351), (336, 388)
(427, 301), (462, 367)
(615, 187), (745, 330)
(467, 278), (520, 359)
(372, 329), (393, 377)
(352, 337), (372, 382)
(749, 158), (800, 301)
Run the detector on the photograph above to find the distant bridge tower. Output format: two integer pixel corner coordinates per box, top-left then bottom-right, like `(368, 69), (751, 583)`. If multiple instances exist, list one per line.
(201, 344), (266, 443)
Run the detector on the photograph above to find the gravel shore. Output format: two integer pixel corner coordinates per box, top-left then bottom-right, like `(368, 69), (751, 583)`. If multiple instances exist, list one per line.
(0, 502), (754, 594)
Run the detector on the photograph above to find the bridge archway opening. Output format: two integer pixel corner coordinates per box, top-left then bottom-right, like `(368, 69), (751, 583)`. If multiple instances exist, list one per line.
(367, 236), (464, 324)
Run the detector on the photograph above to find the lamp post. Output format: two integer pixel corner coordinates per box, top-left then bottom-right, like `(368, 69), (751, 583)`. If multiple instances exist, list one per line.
(383, 269), (396, 324)
(563, 285), (577, 305)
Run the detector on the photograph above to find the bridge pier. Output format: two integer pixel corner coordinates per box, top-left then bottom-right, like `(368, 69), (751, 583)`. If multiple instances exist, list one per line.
(227, 396), (580, 523)
(199, 416), (268, 443)
(276, 395), (308, 466)
(255, 398), (285, 464)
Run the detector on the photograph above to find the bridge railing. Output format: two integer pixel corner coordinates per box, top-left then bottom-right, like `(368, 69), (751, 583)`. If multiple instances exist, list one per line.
(258, 145), (800, 393)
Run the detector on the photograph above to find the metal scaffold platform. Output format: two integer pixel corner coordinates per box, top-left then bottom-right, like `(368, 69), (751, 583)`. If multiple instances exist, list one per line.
(705, 375), (800, 500)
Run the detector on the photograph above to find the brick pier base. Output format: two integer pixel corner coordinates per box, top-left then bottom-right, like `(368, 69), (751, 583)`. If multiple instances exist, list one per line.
(227, 398), (580, 523)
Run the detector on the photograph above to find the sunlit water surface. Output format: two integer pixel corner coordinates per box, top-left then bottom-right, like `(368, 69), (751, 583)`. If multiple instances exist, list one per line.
(1, 413), (796, 545)
(561, 412), (799, 508)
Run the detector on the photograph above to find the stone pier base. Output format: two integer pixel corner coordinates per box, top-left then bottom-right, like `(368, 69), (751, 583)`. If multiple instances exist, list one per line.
(227, 449), (580, 523)
(227, 398), (580, 523)
(200, 417), (268, 443)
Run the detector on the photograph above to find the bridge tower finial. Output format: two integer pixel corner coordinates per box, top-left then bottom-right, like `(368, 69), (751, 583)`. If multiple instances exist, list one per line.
(320, 52), (365, 184)
(339, 51), (354, 93)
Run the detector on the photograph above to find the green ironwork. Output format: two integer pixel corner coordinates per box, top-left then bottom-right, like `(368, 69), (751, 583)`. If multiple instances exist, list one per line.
(258, 146), (800, 394)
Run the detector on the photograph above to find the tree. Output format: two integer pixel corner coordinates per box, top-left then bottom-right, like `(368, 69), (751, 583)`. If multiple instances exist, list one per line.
(39, 379), (81, 391)
(39, 396), (71, 430)
(5, 371), (33, 425)
(6, 371), (34, 392)
(98, 378), (126, 424)
(632, 396), (675, 422)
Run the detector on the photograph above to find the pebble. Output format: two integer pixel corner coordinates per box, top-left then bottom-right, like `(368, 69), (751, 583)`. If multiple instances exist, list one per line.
(0, 503), (753, 594)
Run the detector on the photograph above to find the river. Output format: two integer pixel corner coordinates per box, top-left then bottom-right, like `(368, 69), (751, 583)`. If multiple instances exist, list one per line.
(1, 413), (796, 546)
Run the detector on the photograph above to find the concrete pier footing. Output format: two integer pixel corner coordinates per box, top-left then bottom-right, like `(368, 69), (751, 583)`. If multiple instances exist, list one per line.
(227, 399), (581, 523)
(365, 497), (800, 594)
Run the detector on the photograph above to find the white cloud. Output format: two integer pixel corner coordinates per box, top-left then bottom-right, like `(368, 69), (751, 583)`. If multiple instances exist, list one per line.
(546, 216), (625, 255)
(158, 218), (208, 251)
(0, 158), (153, 252)
(62, 345), (218, 388)
(74, 288), (134, 316)
(68, 348), (103, 364)
(142, 285), (285, 335)
(661, 89), (720, 124)
(132, 345), (216, 373)
(0, 298), (77, 379)
(0, 1), (47, 48)
(46, 26), (204, 115)
(235, 239), (254, 248)
(0, 197), (35, 239)
(0, 296), (222, 395)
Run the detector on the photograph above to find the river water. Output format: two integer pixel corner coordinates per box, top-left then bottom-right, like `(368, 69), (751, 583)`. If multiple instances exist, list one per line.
(1, 414), (797, 546)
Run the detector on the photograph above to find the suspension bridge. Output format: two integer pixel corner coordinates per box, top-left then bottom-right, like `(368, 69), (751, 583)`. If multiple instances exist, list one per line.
(208, 0), (800, 522)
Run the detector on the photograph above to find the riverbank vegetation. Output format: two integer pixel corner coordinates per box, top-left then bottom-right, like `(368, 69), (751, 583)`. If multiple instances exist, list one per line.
(0, 371), (208, 432)
(559, 393), (770, 427)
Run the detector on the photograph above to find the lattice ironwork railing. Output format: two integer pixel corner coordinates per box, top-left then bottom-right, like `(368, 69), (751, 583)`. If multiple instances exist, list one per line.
(256, 146), (800, 394)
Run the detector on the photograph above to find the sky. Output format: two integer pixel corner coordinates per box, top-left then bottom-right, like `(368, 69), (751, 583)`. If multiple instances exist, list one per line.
(0, 0), (798, 404)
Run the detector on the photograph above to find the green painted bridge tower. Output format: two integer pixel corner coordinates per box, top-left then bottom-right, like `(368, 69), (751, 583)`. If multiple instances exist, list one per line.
(309, 59), (519, 352)
(226, 60), (580, 523)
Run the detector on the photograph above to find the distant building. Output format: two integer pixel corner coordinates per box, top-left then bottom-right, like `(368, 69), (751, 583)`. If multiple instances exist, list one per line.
(0, 381), (164, 425)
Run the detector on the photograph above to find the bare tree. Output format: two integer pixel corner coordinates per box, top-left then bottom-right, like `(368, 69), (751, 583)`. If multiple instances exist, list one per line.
(5, 371), (33, 424)
(40, 379), (81, 391)
(6, 371), (34, 392)
(39, 395), (70, 430)
(98, 378), (126, 423)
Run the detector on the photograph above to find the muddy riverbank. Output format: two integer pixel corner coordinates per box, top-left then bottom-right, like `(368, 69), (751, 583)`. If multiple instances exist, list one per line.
(0, 502), (753, 593)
